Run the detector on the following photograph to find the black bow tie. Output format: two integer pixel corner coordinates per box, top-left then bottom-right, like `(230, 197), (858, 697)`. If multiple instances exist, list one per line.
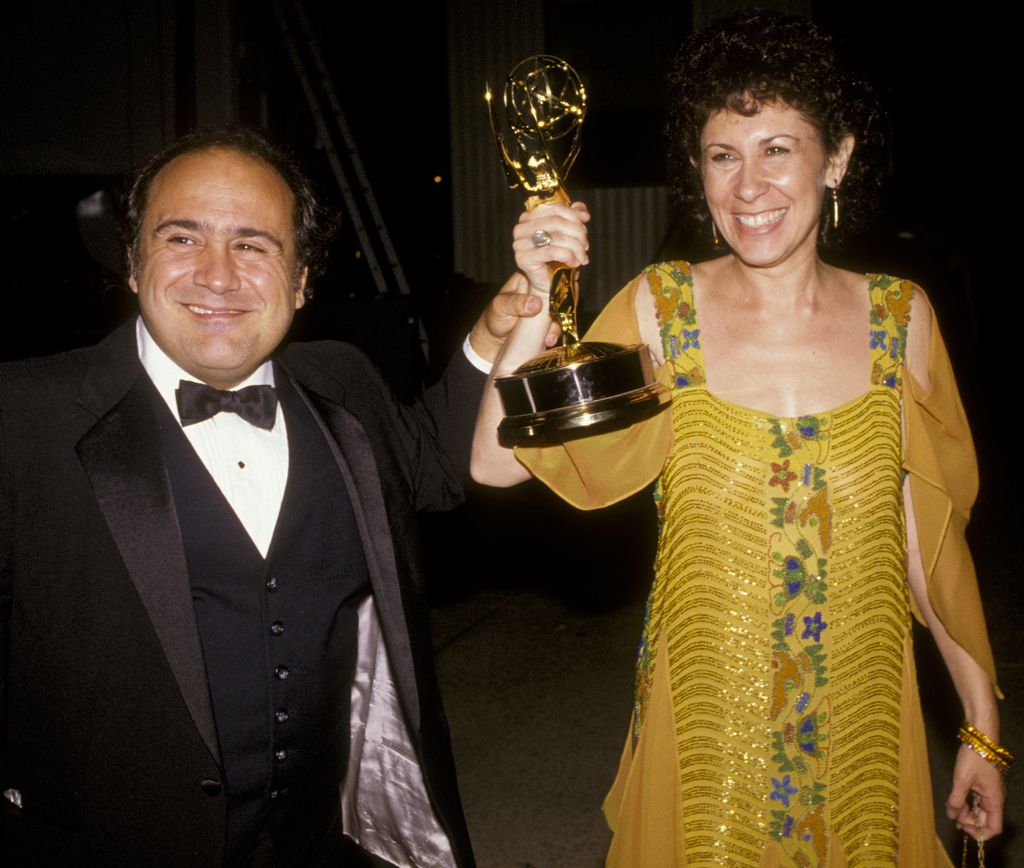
(175, 380), (278, 431)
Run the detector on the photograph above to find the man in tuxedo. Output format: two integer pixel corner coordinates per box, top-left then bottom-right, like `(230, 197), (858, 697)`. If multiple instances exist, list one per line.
(0, 129), (539, 866)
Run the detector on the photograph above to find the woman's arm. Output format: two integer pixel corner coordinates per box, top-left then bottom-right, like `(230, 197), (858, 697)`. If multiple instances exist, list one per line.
(903, 291), (1004, 840)
(904, 478), (1004, 839)
(470, 201), (591, 486)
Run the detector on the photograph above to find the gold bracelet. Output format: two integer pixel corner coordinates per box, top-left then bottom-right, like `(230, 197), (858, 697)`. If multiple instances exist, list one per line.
(958, 723), (1014, 775)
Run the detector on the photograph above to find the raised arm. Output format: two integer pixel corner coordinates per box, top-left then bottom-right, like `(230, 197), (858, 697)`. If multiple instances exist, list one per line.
(470, 201), (591, 486)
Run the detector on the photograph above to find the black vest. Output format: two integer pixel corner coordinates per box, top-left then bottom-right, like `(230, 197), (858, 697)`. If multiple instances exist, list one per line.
(157, 372), (370, 866)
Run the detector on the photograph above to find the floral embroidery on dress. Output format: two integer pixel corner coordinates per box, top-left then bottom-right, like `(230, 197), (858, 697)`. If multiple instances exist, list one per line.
(769, 415), (829, 458)
(869, 274), (911, 386)
(766, 410), (832, 863)
(652, 263), (701, 381)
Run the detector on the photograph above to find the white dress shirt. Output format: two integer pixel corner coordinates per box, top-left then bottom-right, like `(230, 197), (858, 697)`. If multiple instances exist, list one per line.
(137, 319), (288, 557)
(461, 334), (493, 374)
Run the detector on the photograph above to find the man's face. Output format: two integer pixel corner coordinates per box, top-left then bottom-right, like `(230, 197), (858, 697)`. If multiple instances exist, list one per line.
(129, 147), (307, 389)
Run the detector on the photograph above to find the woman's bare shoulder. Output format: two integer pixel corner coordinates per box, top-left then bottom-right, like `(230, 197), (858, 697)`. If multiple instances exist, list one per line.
(631, 270), (662, 366)
(906, 282), (933, 390)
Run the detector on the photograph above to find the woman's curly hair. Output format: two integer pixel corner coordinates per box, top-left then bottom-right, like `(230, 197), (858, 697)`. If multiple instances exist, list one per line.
(666, 10), (882, 246)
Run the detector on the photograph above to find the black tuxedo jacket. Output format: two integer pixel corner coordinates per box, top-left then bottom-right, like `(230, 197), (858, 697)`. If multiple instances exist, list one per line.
(0, 320), (482, 867)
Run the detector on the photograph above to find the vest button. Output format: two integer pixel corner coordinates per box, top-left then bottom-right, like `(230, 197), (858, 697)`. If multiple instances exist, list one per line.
(270, 621), (285, 636)
(200, 779), (223, 796)
(274, 665), (290, 680)
(270, 787), (289, 800)
(274, 749), (287, 762)
(265, 576), (279, 592)
(275, 708), (289, 723)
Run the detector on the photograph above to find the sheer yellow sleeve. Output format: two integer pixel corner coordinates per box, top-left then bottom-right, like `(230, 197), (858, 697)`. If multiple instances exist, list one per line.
(903, 303), (1001, 696)
(514, 273), (674, 510)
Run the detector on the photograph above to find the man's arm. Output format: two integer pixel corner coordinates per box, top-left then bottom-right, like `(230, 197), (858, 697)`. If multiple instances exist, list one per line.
(422, 273), (556, 491)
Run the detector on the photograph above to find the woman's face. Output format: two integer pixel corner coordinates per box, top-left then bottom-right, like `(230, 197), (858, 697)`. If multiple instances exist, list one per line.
(698, 101), (853, 270)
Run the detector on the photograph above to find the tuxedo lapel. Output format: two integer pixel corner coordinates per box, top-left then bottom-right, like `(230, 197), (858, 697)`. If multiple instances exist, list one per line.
(74, 322), (220, 764)
(281, 365), (422, 730)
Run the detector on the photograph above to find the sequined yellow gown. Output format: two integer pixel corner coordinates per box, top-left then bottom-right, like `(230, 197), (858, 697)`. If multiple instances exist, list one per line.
(625, 261), (915, 865)
(518, 261), (996, 866)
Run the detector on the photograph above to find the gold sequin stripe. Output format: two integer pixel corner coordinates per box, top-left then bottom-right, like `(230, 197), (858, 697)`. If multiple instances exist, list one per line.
(817, 393), (905, 864)
(657, 392), (776, 865)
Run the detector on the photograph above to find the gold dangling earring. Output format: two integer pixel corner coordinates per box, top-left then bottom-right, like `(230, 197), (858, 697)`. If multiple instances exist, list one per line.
(712, 220), (721, 248)
(831, 187), (840, 230)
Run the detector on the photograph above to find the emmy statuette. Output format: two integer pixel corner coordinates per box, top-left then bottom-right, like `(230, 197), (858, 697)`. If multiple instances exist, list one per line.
(485, 55), (669, 444)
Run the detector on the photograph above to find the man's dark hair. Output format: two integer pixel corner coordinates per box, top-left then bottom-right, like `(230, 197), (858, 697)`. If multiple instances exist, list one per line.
(123, 127), (337, 297)
(665, 10), (882, 245)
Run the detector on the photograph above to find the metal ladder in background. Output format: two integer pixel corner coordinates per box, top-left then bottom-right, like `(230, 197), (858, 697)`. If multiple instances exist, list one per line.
(270, 0), (429, 363)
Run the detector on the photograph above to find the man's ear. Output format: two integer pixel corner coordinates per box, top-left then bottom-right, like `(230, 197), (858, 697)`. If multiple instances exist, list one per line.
(127, 249), (139, 294)
(294, 267), (309, 309)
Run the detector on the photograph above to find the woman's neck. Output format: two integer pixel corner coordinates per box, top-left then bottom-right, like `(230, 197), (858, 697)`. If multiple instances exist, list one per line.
(701, 248), (837, 312)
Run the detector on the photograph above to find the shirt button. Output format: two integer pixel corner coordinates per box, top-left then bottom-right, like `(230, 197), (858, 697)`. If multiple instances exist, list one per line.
(270, 621), (284, 636)
(274, 665), (290, 680)
(275, 709), (289, 724)
(265, 577), (278, 592)
(270, 787), (289, 800)
(274, 749), (287, 762)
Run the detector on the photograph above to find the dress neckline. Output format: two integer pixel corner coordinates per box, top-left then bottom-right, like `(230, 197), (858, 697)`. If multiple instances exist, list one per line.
(672, 261), (888, 423)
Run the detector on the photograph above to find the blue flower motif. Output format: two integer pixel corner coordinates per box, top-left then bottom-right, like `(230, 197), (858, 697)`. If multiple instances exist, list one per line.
(801, 611), (827, 642)
(783, 558), (804, 597)
(890, 336), (901, 360)
(675, 374), (690, 388)
(669, 335), (679, 357)
(770, 775), (798, 808)
(681, 328), (701, 350)
(795, 691), (811, 713)
(802, 464), (812, 485)
(782, 815), (794, 837)
(796, 415), (820, 439)
(884, 374), (897, 388)
(784, 613), (795, 636)
(870, 329), (888, 350)
(799, 716), (818, 754)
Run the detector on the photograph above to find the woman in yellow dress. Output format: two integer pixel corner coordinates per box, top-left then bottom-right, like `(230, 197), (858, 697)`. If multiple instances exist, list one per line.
(472, 10), (1007, 866)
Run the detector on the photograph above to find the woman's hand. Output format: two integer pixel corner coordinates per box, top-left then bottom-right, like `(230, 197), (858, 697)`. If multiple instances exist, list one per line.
(946, 744), (1006, 840)
(512, 200), (591, 294)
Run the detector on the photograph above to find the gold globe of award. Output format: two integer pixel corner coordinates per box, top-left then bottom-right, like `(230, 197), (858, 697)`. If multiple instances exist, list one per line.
(485, 55), (669, 444)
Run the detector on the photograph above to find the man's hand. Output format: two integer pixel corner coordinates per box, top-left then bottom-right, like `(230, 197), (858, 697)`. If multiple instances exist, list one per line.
(468, 272), (560, 364)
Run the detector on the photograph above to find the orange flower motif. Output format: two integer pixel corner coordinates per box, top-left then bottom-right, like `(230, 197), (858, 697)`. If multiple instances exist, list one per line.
(770, 460), (798, 492)
(656, 292), (679, 324)
(884, 287), (911, 326)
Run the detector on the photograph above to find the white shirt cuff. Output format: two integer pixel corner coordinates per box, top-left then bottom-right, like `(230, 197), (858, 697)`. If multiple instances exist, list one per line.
(462, 334), (493, 374)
